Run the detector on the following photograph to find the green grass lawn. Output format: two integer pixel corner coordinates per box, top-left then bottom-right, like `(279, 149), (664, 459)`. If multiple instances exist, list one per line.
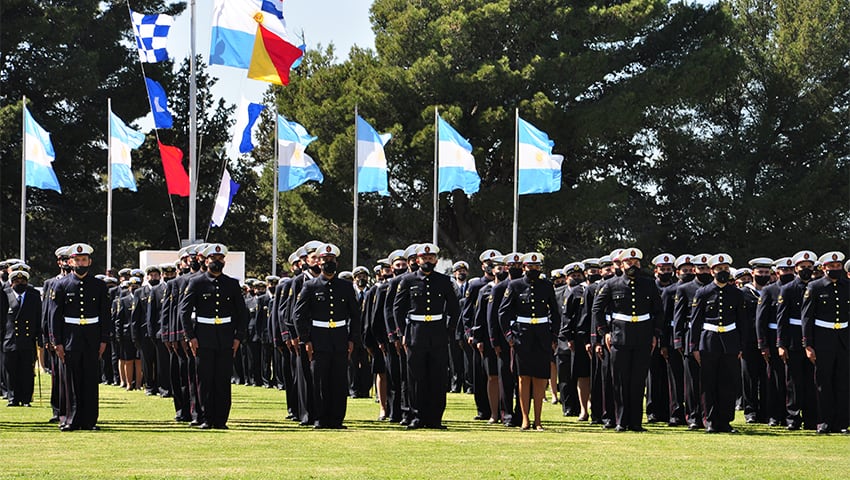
(1, 374), (848, 479)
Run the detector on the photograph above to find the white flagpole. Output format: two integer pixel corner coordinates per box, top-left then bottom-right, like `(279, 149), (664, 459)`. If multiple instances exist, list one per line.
(272, 110), (279, 276)
(353, 105), (359, 267)
(107, 98), (113, 272)
(20, 96), (27, 262)
(187, 0), (198, 244)
(432, 107), (439, 245)
(512, 108), (519, 252)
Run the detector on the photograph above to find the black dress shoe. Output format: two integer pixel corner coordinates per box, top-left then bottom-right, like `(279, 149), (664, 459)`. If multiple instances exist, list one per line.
(473, 414), (486, 420)
(175, 416), (191, 422)
(767, 419), (780, 427)
(577, 414), (589, 422)
(406, 419), (421, 430)
(786, 424), (800, 431)
(602, 422), (615, 430)
(86, 426), (101, 431)
(48, 416), (60, 423)
(629, 426), (647, 432)
(213, 425), (229, 430)
(399, 418), (410, 426)
(6, 401), (19, 407)
(198, 423), (213, 430)
(727, 428), (739, 434)
(817, 425), (831, 434)
(23, 403), (31, 407)
(59, 425), (75, 432)
(430, 424), (447, 430)
(688, 423), (701, 430)
(189, 420), (202, 427)
(333, 425), (348, 430)
(646, 415), (659, 423)
(705, 427), (718, 434)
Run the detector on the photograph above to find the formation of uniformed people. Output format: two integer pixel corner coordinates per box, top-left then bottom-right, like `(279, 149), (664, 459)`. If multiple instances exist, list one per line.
(3, 241), (849, 435)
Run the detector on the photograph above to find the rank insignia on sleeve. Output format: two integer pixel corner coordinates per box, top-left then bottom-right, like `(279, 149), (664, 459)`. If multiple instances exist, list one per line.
(504, 289), (511, 298)
(757, 297), (763, 305)
(777, 296), (783, 304)
(803, 290), (810, 299)
(691, 299), (698, 308)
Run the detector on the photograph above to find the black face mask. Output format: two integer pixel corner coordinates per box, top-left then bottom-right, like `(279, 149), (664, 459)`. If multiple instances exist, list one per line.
(714, 270), (731, 284)
(208, 260), (225, 273)
(626, 265), (639, 278)
(495, 271), (509, 282)
(754, 275), (770, 286)
(419, 262), (435, 273)
(180, 267), (190, 275)
(509, 267), (524, 279)
(409, 263), (419, 272)
(587, 273), (602, 283)
(292, 267), (303, 276)
(189, 260), (201, 271)
(678, 273), (695, 283)
(12, 284), (27, 294)
(321, 261), (337, 275)
(614, 268), (623, 277)
(356, 278), (368, 288)
(61, 264), (72, 273)
(393, 267), (407, 277)
(309, 264), (321, 274)
(382, 274), (394, 281)
(696, 273), (713, 284)
(525, 270), (540, 280)
(602, 273), (614, 280)
(658, 272), (673, 283)
(456, 273), (468, 281)
(568, 278), (582, 287)
(779, 273), (794, 284)
(827, 269), (844, 280)
(148, 279), (160, 286)
(73, 265), (89, 276)
(0, 272), (7, 282)
(797, 268), (813, 281)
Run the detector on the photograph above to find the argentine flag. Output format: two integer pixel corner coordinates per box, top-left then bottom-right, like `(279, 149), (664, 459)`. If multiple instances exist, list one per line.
(517, 117), (563, 195)
(356, 115), (391, 197)
(109, 111), (146, 191)
(24, 107), (62, 193)
(438, 117), (480, 195)
(277, 115), (323, 191)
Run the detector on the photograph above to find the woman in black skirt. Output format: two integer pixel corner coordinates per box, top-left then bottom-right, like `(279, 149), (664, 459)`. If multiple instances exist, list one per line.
(498, 253), (561, 430)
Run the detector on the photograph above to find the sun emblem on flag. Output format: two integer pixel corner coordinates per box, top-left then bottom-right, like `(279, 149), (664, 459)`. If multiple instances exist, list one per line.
(535, 151), (544, 162)
(253, 12), (264, 23)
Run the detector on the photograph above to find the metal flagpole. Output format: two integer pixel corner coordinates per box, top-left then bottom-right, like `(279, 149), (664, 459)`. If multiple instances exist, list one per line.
(432, 107), (439, 245)
(107, 98), (113, 272)
(20, 96), (27, 262)
(353, 106), (359, 267)
(188, 0), (198, 244)
(272, 110), (279, 276)
(512, 108), (519, 252)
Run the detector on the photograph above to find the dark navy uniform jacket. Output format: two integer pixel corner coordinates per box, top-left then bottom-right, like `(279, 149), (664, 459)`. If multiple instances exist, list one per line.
(755, 281), (782, 350)
(672, 279), (708, 351)
(393, 270), (460, 348)
(777, 277), (807, 351)
(294, 275), (361, 352)
(591, 274), (662, 348)
(48, 273), (111, 351)
(2, 285), (42, 351)
(801, 276), (850, 351)
(180, 272), (248, 350)
(498, 276), (561, 350)
(688, 282), (744, 354)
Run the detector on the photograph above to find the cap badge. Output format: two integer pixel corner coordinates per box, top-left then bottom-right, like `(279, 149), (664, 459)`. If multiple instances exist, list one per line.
(425, 246), (431, 253)
(215, 245), (222, 253)
(531, 255), (538, 261)
(833, 253), (838, 261)
(786, 259), (792, 266)
(326, 245), (332, 253)
(719, 256), (724, 262)
(804, 253), (810, 259)
(76, 246), (83, 253)
(631, 250), (636, 257)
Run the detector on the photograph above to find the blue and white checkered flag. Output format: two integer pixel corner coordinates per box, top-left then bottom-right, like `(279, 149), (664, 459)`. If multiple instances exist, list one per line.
(131, 11), (174, 63)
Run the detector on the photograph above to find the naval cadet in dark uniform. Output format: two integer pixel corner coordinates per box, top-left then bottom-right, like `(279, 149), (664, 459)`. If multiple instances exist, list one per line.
(42, 246), (71, 423)
(148, 264), (174, 397)
(48, 243), (111, 431)
(393, 243), (460, 429)
(662, 254), (693, 426)
(498, 252), (561, 431)
(463, 250), (500, 419)
(592, 248), (663, 432)
(801, 251), (849, 434)
(383, 244), (419, 426)
(646, 253), (675, 424)
(741, 257), (772, 425)
(777, 251), (818, 430)
(689, 254), (744, 433)
(294, 243), (361, 428)
(673, 253), (712, 430)
(488, 252), (524, 427)
(587, 255), (615, 427)
(180, 244), (248, 429)
(3, 270), (41, 407)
